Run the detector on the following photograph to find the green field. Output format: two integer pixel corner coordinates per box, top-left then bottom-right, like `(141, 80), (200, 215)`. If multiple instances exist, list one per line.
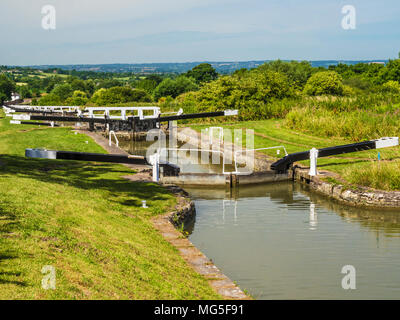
(0, 111), (219, 299)
(189, 119), (400, 191)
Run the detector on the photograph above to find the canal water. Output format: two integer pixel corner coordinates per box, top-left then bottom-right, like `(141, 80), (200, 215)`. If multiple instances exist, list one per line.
(184, 182), (400, 300)
(120, 135), (400, 299)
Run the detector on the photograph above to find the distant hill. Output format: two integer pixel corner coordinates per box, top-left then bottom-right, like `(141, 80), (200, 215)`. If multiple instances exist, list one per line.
(25, 60), (388, 74)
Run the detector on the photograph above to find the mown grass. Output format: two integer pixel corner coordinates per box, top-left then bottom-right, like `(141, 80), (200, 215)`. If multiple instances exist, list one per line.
(188, 119), (400, 191)
(0, 111), (220, 299)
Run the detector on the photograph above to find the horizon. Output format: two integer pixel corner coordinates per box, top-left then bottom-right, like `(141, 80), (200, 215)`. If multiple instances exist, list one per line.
(7, 58), (391, 68)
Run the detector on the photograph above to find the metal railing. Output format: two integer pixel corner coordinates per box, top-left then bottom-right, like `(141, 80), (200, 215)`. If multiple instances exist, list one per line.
(109, 130), (119, 147)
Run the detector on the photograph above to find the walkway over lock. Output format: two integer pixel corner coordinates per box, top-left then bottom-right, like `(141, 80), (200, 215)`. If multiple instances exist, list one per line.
(85, 106), (160, 120)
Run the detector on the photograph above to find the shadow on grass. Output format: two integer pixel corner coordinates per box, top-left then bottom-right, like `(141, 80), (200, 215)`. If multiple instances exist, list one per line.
(0, 154), (172, 208)
(0, 253), (27, 287)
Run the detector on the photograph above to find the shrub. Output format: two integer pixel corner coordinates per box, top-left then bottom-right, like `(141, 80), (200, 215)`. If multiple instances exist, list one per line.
(185, 63), (218, 84)
(36, 93), (63, 106)
(51, 83), (73, 100)
(303, 71), (344, 96)
(65, 90), (89, 106)
(154, 77), (198, 100)
(381, 80), (400, 93)
(91, 87), (152, 105)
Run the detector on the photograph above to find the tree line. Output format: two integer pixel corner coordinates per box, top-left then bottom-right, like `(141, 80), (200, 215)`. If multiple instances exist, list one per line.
(1, 59), (400, 113)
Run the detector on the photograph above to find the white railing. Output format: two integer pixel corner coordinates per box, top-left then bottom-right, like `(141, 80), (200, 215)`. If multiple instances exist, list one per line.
(109, 130), (119, 147)
(85, 106), (160, 120)
(8, 105), (80, 113)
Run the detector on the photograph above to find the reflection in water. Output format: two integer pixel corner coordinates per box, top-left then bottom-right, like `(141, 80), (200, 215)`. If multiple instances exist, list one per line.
(184, 182), (400, 300)
(118, 136), (235, 174)
(309, 203), (317, 231)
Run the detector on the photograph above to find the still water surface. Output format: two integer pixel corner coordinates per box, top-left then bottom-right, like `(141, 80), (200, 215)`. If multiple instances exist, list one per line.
(119, 136), (400, 299)
(184, 182), (400, 299)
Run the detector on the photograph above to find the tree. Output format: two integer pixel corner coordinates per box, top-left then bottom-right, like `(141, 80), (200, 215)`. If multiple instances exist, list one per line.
(90, 86), (151, 105)
(154, 77), (198, 100)
(258, 60), (313, 90)
(185, 63), (218, 84)
(0, 74), (16, 101)
(303, 71), (344, 96)
(134, 75), (163, 94)
(65, 90), (89, 106)
(18, 85), (32, 99)
(378, 59), (400, 83)
(36, 93), (63, 106)
(0, 93), (7, 104)
(51, 83), (73, 100)
(96, 79), (123, 90)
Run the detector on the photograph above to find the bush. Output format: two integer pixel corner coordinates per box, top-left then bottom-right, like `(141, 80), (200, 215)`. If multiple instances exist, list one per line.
(0, 74), (16, 101)
(185, 63), (218, 84)
(257, 60), (313, 90)
(35, 93), (63, 106)
(182, 69), (295, 119)
(381, 80), (400, 93)
(65, 90), (89, 106)
(303, 71), (344, 96)
(154, 77), (198, 100)
(51, 83), (74, 100)
(91, 87), (152, 105)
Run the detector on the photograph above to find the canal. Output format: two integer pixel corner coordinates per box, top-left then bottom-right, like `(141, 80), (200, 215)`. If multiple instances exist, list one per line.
(184, 182), (400, 299)
(120, 135), (400, 299)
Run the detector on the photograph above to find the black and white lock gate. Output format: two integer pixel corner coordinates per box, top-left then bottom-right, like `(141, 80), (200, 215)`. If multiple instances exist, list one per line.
(13, 110), (238, 132)
(25, 149), (180, 181)
(270, 137), (399, 173)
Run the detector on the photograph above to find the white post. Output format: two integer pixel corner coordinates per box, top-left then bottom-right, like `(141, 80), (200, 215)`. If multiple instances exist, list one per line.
(309, 147), (318, 176)
(150, 153), (160, 182)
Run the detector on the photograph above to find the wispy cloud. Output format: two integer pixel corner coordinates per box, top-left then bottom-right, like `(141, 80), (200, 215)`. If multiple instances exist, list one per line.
(1, 0), (399, 64)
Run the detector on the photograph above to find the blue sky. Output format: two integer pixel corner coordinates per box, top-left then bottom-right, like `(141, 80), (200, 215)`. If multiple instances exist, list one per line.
(0, 0), (399, 65)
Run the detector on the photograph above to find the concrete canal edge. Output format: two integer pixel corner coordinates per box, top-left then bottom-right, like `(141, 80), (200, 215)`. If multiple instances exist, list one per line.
(78, 129), (250, 300)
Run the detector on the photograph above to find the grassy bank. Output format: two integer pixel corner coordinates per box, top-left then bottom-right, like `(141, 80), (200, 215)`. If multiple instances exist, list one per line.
(0, 112), (220, 299)
(189, 119), (400, 191)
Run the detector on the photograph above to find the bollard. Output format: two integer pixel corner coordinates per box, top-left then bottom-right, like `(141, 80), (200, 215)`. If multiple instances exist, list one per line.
(150, 153), (160, 182)
(309, 147), (318, 176)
